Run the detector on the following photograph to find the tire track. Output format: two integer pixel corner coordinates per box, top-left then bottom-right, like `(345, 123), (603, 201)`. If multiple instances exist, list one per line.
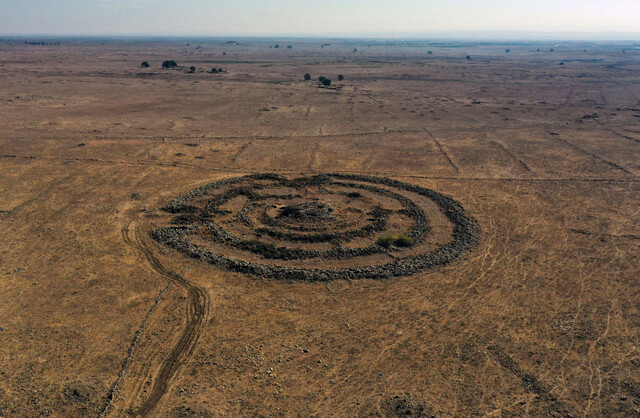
(605, 128), (640, 145)
(425, 130), (459, 173)
(114, 220), (210, 416)
(230, 140), (253, 164)
(2, 153), (639, 183)
(5, 120), (638, 142)
(468, 334), (573, 417)
(361, 138), (379, 169)
(483, 342), (572, 417)
(307, 140), (319, 170)
(547, 132), (634, 176)
(487, 139), (532, 173)
(99, 281), (171, 417)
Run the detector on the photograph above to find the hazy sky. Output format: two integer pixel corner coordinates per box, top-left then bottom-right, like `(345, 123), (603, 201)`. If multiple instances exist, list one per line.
(1, 0), (639, 38)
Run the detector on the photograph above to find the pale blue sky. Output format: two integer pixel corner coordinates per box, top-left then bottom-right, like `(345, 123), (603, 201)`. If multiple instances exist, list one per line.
(1, 0), (639, 38)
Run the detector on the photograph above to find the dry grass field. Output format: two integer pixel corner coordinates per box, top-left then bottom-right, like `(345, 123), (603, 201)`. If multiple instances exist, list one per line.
(1, 38), (639, 416)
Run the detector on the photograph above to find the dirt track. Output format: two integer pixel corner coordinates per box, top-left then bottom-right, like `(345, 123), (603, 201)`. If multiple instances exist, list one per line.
(102, 219), (210, 416)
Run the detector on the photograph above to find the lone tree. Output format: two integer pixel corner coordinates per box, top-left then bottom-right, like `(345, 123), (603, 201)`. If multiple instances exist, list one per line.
(505, 49), (510, 53)
(321, 78), (332, 86)
(427, 51), (433, 55)
(318, 76), (326, 82)
(338, 74), (344, 81)
(274, 44), (280, 49)
(162, 60), (178, 68)
(466, 55), (471, 60)
(287, 45), (293, 49)
(304, 73), (311, 81)
(141, 61), (150, 68)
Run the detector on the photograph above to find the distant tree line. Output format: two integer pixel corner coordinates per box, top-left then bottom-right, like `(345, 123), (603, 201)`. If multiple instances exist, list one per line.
(140, 60), (224, 74)
(25, 41), (60, 45)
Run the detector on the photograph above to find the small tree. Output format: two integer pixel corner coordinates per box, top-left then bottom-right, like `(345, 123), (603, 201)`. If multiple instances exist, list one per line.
(427, 51), (433, 55)
(211, 68), (218, 73)
(287, 45), (293, 49)
(218, 68), (223, 73)
(141, 61), (150, 68)
(466, 55), (471, 60)
(304, 73), (311, 81)
(505, 49), (510, 53)
(321, 78), (332, 86)
(274, 44), (280, 49)
(338, 74), (344, 81)
(318, 76), (326, 82)
(162, 60), (178, 68)
(188, 66), (196, 73)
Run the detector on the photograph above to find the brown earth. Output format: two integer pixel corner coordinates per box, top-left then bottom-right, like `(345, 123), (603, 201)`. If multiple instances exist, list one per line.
(0, 38), (639, 416)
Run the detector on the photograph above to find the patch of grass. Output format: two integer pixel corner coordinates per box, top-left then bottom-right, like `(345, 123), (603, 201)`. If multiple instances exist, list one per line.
(377, 233), (414, 248)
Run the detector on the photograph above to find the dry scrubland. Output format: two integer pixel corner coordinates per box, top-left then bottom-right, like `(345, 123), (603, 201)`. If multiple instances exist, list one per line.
(0, 38), (639, 416)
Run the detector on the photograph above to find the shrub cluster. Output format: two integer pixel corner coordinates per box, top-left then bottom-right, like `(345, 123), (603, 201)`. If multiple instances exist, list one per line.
(377, 234), (414, 248)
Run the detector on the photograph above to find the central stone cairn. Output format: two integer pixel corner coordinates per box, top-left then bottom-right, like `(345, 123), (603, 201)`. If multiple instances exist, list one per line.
(152, 173), (478, 281)
(276, 201), (334, 221)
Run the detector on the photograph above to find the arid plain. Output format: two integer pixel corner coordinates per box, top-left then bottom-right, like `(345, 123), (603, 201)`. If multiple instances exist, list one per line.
(1, 39), (639, 416)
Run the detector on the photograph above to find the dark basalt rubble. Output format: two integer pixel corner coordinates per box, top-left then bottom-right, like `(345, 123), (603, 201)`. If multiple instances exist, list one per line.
(152, 173), (479, 281)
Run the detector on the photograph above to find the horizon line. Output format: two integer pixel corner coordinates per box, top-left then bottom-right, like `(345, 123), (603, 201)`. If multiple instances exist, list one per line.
(2, 31), (640, 42)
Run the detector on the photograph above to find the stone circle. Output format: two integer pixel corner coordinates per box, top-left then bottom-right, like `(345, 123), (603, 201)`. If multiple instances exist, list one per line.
(151, 173), (479, 281)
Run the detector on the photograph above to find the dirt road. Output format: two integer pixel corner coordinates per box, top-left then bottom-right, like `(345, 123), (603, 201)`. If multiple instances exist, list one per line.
(101, 219), (210, 416)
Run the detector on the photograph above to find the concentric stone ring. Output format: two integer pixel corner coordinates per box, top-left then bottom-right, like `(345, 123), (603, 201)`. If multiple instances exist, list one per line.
(151, 173), (479, 281)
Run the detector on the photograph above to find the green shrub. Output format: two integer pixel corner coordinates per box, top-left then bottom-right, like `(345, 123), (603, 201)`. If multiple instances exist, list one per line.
(162, 60), (178, 68)
(377, 234), (414, 248)
(394, 235), (414, 247)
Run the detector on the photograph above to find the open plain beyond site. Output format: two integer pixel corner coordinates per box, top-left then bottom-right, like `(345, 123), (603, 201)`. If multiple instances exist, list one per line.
(1, 38), (639, 416)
